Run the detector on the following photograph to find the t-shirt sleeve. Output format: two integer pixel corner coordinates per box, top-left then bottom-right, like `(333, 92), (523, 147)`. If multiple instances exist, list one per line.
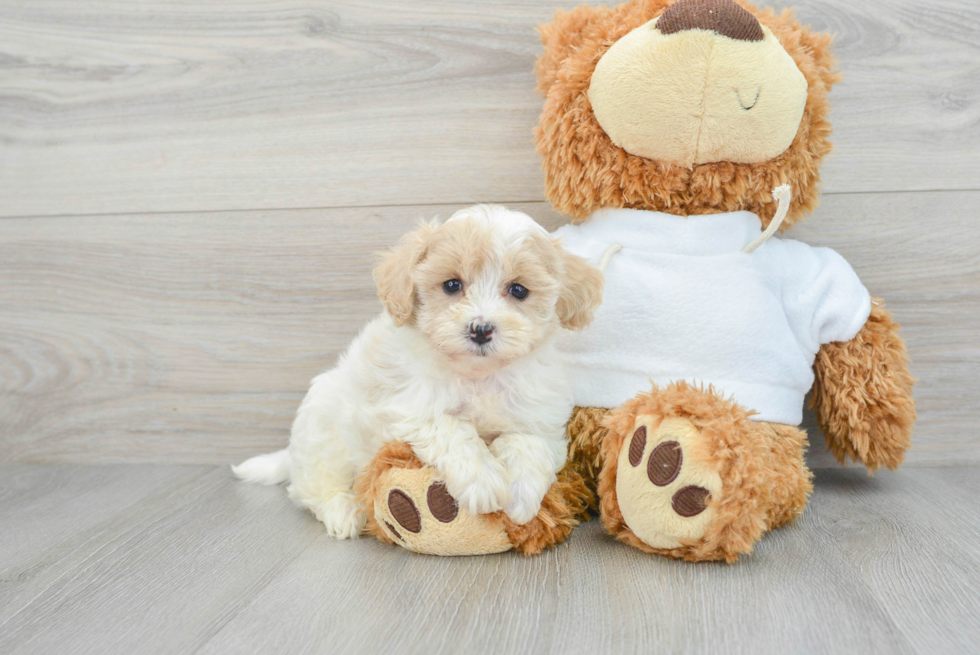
(774, 241), (872, 353)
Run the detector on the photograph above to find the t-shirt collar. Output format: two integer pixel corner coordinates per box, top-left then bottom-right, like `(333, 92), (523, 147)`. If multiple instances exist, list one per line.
(579, 208), (764, 255)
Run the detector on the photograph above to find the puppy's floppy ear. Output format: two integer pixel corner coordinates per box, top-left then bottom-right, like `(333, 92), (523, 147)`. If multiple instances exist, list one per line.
(556, 247), (604, 330)
(373, 220), (436, 327)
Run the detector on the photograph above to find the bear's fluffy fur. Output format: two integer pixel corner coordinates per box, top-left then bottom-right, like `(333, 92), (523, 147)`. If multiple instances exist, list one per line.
(543, 0), (915, 561)
(535, 0), (839, 227)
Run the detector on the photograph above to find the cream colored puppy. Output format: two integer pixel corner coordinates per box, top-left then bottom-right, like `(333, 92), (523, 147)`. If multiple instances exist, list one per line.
(234, 205), (603, 539)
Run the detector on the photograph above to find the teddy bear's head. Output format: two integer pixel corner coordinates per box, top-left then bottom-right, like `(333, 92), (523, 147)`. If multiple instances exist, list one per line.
(535, 0), (839, 227)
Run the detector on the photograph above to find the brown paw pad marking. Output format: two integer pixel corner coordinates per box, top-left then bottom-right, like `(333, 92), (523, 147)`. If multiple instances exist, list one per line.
(388, 489), (421, 533)
(384, 520), (403, 541)
(647, 441), (682, 487)
(426, 482), (458, 523)
(628, 426), (647, 467)
(672, 485), (710, 517)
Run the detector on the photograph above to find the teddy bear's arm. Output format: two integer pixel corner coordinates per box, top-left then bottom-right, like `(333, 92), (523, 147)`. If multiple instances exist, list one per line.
(566, 406), (610, 495)
(810, 298), (915, 471)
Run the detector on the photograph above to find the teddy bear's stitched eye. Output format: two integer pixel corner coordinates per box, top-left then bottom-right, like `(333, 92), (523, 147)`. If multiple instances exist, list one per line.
(736, 87), (760, 111)
(442, 279), (463, 295)
(508, 283), (529, 300)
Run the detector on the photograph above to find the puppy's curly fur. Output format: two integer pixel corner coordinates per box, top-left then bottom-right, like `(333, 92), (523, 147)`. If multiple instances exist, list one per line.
(235, 205), (604, 541)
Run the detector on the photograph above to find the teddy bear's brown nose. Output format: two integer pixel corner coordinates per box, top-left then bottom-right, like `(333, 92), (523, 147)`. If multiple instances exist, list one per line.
(658, 0), (764, 42)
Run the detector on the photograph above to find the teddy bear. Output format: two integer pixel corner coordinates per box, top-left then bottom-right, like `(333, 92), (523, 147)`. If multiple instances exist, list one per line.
(536, 0), (917, 561)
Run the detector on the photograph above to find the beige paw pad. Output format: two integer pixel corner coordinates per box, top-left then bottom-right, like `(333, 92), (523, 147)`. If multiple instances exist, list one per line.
(616, 416), (722, 549)
(374, 467), (512, 556)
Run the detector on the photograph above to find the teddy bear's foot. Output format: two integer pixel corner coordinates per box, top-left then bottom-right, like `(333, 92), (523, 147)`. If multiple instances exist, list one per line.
(356, 442), (512, 556)
(611, 415), (723, 550)
(599, 382), (812, 562)
(355, 441), (592, 556)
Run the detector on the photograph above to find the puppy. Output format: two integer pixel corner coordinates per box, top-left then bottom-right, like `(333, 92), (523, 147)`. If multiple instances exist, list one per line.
(233, 204), (604, 539)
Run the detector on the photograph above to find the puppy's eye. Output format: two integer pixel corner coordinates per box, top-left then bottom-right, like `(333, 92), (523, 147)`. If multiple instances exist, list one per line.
(508, 283), (529, 300)
(443, 279), (463, 295)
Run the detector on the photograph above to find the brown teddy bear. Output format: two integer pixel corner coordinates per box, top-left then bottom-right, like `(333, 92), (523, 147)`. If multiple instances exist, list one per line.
(538, 0), (917, 561)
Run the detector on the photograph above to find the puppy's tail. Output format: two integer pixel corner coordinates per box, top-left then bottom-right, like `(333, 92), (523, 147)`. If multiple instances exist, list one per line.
(232, 448), (291, 485)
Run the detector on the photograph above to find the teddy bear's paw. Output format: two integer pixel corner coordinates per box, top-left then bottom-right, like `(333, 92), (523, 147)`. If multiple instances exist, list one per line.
(373, 464), (513, 556)
(615, 416), (723, 550)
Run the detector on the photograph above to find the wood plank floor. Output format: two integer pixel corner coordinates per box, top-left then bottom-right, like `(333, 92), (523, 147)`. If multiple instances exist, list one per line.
(0, 465), (977, 655)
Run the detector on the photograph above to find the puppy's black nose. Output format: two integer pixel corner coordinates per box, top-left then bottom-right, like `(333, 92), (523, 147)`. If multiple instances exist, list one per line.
(469, 323), (495, 345)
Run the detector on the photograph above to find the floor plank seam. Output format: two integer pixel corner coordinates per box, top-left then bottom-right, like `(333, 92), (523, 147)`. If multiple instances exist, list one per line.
(1, 187), (976, 222)
(808, 501), (919, 654)
(0, 467), (217, 644)
(189, 525), (323, 655)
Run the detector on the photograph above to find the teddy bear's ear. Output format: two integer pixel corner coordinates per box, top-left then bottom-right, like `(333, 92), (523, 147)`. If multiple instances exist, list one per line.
(535, 6), (609, 97)
(788, 10), (841, 92)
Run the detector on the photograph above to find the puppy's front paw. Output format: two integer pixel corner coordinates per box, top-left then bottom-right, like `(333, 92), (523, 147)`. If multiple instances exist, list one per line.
(445, 456), (510, 516)
(504, 476), (549, 525)
(315, 494), (366, 540)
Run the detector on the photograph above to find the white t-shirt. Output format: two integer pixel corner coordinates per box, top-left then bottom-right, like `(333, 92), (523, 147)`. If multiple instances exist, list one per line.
(553, 209), (871, 426)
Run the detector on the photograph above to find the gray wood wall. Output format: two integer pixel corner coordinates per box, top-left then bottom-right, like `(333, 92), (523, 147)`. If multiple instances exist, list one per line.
(1, 0), (977, 465)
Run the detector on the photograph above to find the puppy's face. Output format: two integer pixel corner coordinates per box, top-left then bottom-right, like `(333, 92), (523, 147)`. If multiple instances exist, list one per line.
(374, 206), (603, 376)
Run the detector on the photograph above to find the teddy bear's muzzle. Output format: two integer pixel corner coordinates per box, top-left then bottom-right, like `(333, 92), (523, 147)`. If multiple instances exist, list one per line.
(586, 0), (809, 168)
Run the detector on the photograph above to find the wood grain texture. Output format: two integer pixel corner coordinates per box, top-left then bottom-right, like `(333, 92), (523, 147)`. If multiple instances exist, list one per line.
(200, 513), (917, 655)
(0, 466), (323, 655)
(0, 464), (204, 572)
(811, 467), (980, 654)
(4, 465), (976, 654)
(544, 499), (913, 654)
(0, 0), (977, 218)
(1, 191), (977, 465)
(198, 525), (564, 655)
